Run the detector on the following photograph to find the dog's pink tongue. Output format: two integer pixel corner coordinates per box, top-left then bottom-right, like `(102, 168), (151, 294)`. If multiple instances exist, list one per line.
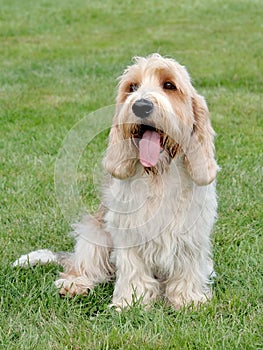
(139, 130), (161, 167)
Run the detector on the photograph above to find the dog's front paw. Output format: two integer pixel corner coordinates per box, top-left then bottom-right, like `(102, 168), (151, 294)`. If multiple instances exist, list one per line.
(108, 302), (127, 312)
(54, 274), (94, 297)
(167, 289), (212, 310)
(109, 296), (134, 311)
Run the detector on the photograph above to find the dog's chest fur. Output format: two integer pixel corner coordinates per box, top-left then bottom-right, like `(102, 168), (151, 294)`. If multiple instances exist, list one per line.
(103, 157), (217, 277)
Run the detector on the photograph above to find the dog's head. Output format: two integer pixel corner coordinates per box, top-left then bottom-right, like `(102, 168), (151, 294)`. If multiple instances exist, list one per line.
(103, 54), (218, 185)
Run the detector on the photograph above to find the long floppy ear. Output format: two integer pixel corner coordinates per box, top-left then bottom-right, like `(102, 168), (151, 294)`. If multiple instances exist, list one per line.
(184, 93), (219, 186)
(102, 123), (138, 180)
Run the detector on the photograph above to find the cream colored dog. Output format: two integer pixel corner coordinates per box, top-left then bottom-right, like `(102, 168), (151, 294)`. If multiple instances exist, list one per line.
(14, 54), (218, 309)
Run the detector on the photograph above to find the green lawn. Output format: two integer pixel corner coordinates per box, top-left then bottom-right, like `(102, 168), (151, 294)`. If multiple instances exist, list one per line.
(0, 0), (262, 349)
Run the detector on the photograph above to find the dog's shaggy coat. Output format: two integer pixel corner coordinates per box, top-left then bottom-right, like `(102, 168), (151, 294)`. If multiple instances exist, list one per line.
(14, 54), (218, 309)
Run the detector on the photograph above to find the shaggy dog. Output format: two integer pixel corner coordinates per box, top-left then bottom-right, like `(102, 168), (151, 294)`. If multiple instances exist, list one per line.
(14, 54), (218, 309)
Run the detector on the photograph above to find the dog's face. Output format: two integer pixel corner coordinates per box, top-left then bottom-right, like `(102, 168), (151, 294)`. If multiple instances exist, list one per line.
(103, 54), (218, 185)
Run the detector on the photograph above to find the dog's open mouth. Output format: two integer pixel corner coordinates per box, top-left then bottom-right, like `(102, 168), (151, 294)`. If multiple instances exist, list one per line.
(139, 128), (162, 167)
(131, 124), (178, 168)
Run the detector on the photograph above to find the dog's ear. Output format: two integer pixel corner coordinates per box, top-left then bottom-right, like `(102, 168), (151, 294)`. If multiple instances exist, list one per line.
(184, 93), (219, 186)
(103, 123), (137, 179)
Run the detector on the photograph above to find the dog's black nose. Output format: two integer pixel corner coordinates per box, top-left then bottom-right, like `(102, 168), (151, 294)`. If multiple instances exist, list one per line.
(132, 99), (154, 118)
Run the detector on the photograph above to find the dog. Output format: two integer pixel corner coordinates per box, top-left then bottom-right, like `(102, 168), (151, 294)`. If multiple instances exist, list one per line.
(14, 54), (219, 309)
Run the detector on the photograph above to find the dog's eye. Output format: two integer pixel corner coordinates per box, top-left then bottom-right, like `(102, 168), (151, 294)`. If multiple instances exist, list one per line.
(129, 83), (139, 93)
(163, 82), (177, 91)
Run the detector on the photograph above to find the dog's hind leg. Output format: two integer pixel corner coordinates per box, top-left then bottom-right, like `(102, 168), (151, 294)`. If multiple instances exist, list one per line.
(13, 213), (114, 297)
(55, 214), (114, 297)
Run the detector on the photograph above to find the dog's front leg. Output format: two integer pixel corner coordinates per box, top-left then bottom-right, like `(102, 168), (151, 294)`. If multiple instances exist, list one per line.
(111, 248), (159, 309)
(164, 259), (213, 309)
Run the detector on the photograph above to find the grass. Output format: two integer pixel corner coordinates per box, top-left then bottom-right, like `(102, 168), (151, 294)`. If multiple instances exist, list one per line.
(0, 0), (262, 349)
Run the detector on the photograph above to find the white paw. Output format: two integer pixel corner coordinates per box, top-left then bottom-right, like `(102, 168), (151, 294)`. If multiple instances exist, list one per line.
(54, 275), (94, 297)
(108, 303), (124, 312)
(12, 249), (58, 267)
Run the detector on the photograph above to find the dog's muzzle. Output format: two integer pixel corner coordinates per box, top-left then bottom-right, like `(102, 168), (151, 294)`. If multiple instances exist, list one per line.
(132, 99), (154, 119)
